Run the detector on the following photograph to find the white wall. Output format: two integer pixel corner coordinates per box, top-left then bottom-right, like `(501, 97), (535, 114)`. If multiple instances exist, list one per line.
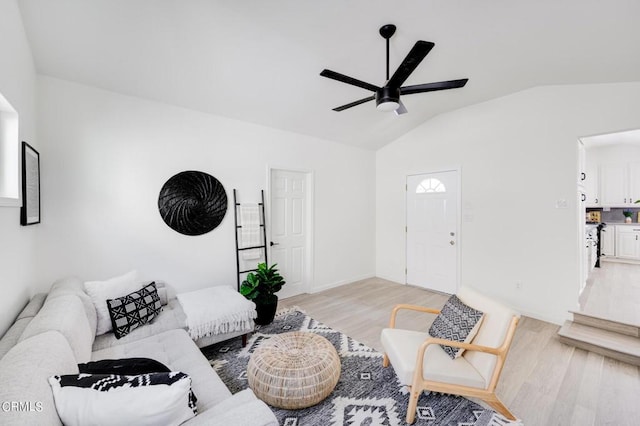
(36, 77), (375, 294)
(0, 0), (38, 336)
(377, 83), (640, 324)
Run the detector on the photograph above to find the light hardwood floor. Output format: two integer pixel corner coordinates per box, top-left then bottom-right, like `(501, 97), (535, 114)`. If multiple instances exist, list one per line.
(279, 277), (640, 426)
(579, 260), (640, 325)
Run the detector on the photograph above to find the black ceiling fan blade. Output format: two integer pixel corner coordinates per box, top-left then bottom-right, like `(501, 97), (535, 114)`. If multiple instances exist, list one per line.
(320, 69), (380, 92)
(400, 78), (468, 95)
(386, 41), (435, 89)
(332, 95), (376, 111)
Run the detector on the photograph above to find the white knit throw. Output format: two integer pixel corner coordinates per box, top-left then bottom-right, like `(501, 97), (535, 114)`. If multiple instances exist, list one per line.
(177, 286), (256, 340)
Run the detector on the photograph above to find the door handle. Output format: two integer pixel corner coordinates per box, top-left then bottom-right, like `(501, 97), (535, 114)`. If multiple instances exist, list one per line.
(450, 241), (455, 245)
(270, 241), (279, 246)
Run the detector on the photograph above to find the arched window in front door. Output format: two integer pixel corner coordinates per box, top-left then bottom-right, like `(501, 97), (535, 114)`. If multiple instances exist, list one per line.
(415, 178), (446, 194)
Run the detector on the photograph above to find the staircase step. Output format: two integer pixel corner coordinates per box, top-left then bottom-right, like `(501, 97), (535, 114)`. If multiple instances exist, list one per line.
(569, 310), (640, 337)
(558, 321), (640, 366)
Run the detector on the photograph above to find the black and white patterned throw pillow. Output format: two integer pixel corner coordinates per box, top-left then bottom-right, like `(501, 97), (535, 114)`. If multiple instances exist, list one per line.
(49, 372), (196, 426)
(428, 294), (484, 359)
(107, 282), (162, 339)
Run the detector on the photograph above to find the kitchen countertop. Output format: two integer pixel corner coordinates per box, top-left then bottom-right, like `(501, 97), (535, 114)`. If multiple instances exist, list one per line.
(594, 222), (640, 226)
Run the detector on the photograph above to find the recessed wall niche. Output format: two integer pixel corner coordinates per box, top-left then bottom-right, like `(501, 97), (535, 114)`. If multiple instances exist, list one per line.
(0, 91), (19, 206)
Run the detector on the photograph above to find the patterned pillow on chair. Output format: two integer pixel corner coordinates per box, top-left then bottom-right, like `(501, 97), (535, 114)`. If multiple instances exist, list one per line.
(428, 294), (484, 359)
(106, 282), (162, 339)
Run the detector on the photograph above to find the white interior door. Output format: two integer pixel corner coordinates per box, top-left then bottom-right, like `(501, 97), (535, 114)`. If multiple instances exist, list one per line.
(270, 169), (310, 299)
(406, 170), (459, 294)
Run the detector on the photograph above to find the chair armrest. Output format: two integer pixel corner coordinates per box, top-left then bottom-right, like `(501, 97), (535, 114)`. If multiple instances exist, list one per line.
(419, 337), (502, 356)
(388, 304), (441, 328)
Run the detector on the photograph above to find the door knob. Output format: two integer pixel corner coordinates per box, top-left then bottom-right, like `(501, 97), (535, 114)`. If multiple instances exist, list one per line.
(450, 241), (455, 245)
(450, 232), (455, 236)
(270, 241), (279, 246)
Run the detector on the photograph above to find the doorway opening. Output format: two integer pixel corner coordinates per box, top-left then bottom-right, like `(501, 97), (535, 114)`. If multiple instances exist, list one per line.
(578, 128), (640, 325)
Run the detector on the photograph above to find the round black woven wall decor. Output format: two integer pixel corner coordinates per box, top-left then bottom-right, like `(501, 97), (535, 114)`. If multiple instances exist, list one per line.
(158, 171), (227, 236)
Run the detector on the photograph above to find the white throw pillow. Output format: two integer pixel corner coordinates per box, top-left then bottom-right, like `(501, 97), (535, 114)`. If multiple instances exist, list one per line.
(84, 270), (140, 335)
(48, 372), (196, 426)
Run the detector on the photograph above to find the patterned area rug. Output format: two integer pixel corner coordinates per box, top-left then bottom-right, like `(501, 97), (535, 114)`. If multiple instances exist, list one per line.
(201, 308), (523, 426)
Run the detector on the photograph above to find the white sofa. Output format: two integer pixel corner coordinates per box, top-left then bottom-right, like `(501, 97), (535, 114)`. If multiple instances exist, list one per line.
(0, 277), (278, 426)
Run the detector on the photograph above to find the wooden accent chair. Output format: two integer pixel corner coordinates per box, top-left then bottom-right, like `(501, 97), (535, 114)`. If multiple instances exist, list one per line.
(380, 286), (520, 424)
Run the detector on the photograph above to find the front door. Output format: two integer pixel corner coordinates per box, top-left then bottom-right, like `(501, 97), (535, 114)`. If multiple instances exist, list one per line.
(406, 170), (459, 294)
(270, 169), (310, 298)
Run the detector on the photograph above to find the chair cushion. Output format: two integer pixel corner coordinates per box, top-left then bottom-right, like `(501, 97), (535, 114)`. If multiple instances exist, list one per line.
(19, 295), (94, 363)
(91, 329), (231, 412)
(47, 277), (98, 339)
(380, 328), (486, 389)
(92, 298), (186, 351)
(428, 294), (484, 359)
(0, 331), (78, 426)
(16, 293), (47, 320)
(457, 286), (520, 385)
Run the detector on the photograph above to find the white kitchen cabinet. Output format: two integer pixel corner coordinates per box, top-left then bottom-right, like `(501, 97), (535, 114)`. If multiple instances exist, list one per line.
(600, 163), (628, 205)
(601, 225), (615, 256)
(615, 226), (640, 260)
(598, 161), (640, 206)
(628, 161), (640, 203)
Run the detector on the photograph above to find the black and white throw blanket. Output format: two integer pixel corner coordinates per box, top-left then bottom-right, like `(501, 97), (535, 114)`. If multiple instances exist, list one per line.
(201, 307), (524, 426)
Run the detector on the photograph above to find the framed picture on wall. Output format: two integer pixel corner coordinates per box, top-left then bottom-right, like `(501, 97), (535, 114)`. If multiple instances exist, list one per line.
(20, 141), (40, 225)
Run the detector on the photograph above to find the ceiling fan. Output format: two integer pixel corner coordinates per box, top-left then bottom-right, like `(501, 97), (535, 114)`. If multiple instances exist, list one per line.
(320, 24), (468, 115)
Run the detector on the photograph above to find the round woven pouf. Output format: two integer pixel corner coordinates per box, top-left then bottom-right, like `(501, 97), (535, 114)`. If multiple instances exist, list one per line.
(247, 332), (341, 409)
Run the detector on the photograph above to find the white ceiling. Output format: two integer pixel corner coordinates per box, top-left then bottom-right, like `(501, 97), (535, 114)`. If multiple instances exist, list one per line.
(17, 0), (640, 150)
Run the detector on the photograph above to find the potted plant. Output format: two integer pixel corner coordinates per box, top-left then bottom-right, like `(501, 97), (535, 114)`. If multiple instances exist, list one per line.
(623, 210), (634, 223)
(240, 262), (285, 325)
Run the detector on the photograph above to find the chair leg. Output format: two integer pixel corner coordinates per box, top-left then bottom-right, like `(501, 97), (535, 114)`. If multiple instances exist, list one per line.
(485, 396), (516, 421)
(382, 353), (389, 367)
(406, 387), (421, 424)
(241, 333), (248, 347)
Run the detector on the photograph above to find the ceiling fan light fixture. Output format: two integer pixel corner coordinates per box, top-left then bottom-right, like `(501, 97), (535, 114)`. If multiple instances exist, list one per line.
(376, 100), (399, 112)
(376, 87), (400, 112)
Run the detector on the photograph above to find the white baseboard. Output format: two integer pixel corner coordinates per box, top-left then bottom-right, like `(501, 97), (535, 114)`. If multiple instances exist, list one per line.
(374, 274), (404, 285)
(310, 273), (375, 294)
(513, 306), (567, 326)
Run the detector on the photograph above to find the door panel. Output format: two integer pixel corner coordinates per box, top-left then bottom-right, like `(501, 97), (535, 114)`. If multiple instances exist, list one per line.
(292, 198), (304, 235)
(272, 198), (286, 237)
(406, 171), (458, 294)
(270, 169), (309, 298)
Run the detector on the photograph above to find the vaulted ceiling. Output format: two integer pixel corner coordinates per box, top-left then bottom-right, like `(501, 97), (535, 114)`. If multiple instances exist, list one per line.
(17, 0), (640, 150)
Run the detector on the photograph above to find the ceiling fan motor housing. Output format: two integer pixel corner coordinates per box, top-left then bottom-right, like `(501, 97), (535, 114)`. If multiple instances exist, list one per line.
(376, 86), (400, 111)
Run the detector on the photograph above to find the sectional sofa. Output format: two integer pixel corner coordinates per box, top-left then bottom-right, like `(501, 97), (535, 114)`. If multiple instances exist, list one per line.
(0, 276), (278, 425)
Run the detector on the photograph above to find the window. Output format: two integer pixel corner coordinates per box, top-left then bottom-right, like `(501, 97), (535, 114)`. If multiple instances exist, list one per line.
(416, 178), (446, 193)
(0, 92), (19, 206)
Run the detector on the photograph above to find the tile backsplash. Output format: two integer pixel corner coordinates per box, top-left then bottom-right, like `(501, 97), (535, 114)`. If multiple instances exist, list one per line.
(587, 207), (640, 223)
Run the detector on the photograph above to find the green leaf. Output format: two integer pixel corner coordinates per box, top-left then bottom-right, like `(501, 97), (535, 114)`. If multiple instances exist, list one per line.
(239, 262), (286, 302)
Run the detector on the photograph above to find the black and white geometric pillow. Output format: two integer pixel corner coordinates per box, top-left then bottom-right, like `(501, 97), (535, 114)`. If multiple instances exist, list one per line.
(49, 372), (197, 426)
(107, 282), (163, 339)
(428, 294), (484, 359)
